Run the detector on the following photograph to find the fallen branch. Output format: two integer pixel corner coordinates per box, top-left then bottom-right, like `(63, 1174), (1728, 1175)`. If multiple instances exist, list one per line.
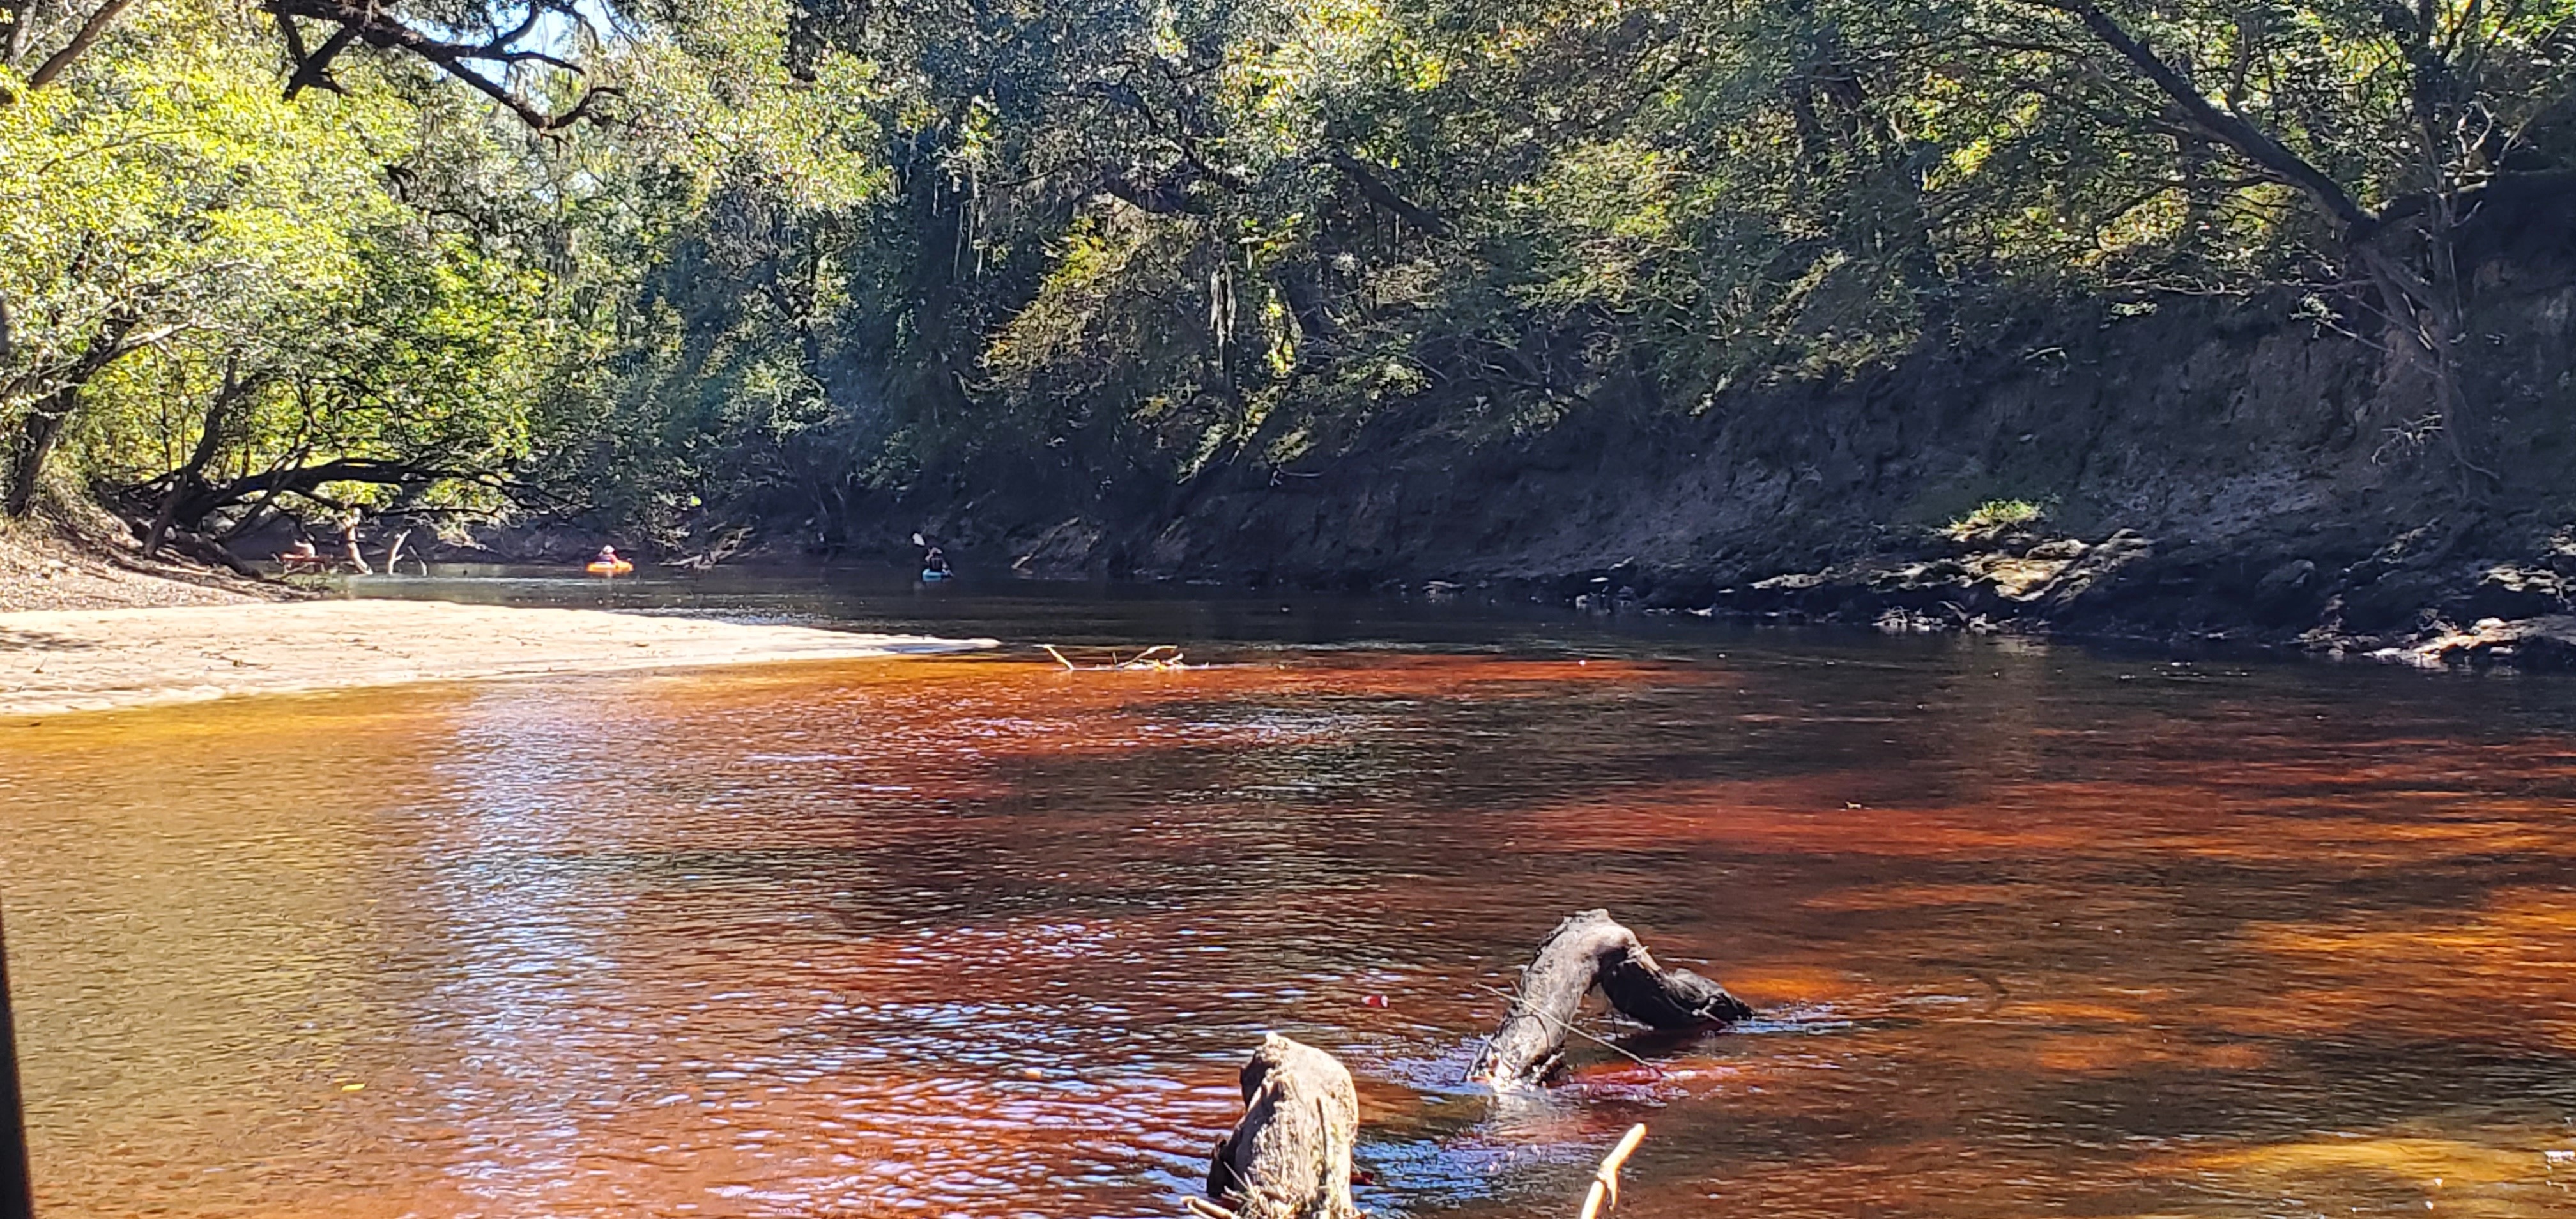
(1467, 910), (1750, 1087)
(1042, 643), (1193, 671)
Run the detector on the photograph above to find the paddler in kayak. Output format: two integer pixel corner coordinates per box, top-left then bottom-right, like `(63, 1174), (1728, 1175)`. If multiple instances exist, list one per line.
(912, 531), (952, 579)
(587, 544), (633, 576)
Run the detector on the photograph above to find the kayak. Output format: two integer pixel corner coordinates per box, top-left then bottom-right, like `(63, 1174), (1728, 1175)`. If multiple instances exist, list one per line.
(921, 569), (951, 581)
(586, 560), (634, 576)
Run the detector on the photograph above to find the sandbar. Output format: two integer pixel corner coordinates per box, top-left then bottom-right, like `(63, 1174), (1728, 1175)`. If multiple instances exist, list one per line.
(0, 599), (999, 716)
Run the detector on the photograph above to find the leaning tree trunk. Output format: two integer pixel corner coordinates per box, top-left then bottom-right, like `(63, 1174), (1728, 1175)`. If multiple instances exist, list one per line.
(3, 388), (73, 518)
(1467, 909), (1751, 1087)
(145, 356), (248, 557)
(1205, 1034), (1360, 1219)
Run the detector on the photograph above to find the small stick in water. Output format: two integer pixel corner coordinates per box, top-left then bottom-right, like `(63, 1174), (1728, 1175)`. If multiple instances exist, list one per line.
(1041, 643), (1192, 671)
(1577, 1124), (1647, 1219)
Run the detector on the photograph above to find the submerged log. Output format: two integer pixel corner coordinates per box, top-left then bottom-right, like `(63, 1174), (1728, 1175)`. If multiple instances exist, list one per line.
(1466, 909), (1751, 1087)
(1205, 1034), (1361, 1219)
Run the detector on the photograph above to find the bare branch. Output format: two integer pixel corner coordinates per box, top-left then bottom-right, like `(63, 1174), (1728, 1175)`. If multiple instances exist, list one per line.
(278, 13), (360, 98)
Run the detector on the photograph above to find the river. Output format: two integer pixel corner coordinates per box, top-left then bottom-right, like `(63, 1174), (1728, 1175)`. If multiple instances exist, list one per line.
(3, 571), (2573, 1218)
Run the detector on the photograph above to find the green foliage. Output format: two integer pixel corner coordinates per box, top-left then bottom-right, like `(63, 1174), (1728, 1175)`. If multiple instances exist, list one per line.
(1946, 498), (2049, 541)
(8, 0), (2573, 546)
(0, 0), (572, 529)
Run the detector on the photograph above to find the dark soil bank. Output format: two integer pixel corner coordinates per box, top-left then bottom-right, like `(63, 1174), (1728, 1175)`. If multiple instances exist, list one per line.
(898, 247), (2576, 669)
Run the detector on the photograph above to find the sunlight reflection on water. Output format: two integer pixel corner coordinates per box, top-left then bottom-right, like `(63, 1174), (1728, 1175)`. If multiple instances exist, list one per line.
(4, 585), (2576, 1217)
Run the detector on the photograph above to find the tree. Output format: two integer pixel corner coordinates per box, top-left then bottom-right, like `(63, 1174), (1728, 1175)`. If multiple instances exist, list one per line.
(0, 6), (394, 514)
(2007, 0), (2576, 489)
(1, 1), (578, 531)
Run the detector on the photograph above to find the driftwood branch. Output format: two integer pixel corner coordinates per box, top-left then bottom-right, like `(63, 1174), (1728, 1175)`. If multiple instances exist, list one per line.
(1579, 1124), (1648, 1219)
(1042, 643), (1193, 671)
(1206, 1034), (1360, 1219)
(1467, 909), (1750, 1087)
(381, 526), (415, 574)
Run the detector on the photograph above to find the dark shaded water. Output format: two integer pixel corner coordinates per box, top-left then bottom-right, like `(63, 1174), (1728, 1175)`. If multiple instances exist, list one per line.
(4, 571), (2575, 1218)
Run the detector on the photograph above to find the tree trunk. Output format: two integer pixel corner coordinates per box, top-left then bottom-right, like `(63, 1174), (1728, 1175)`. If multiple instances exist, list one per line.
(1324, 151), (1450, 239)
(1205, 1034), (1360, 1219)
(1276, 264), (1338, 353)
(5, 307), (146, 518)
(4, 387), (75, 518)
(155, 528), (257, 576)
(1467, 909), (1751, 1087)
(1, 0), (36, 70)
(0, 905), (30, 1219)
(145, 356), (246, 556)
(2353, 237), (2497, 496)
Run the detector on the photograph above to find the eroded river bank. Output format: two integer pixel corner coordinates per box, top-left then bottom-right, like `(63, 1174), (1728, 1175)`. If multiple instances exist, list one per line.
(2, 576), (2573, 1218)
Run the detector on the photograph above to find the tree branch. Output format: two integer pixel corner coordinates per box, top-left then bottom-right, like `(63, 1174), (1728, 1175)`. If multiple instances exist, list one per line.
(2042, 0), (2377, 230)
(278, 13), (360, 98)
(24, 0), (137, 89)
(261, 0), (612, 129)
(1322, 151), (1452, 239)
(169, 455), (473, 526)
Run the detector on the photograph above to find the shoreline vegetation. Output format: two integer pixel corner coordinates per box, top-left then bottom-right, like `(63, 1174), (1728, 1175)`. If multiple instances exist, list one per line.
(7, 0), (2576, 671)
(0, 599), (996, 717)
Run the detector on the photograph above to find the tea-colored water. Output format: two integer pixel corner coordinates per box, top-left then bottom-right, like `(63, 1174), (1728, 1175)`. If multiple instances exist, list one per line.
(4, 579), (2575, 1218)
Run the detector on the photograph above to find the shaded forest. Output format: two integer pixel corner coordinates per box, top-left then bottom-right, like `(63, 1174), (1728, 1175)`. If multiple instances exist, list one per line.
(5, 0), (2576, 593)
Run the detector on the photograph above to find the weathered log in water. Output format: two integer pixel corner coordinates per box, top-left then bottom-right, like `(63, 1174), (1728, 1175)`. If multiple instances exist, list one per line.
(1466, 910), (1632, 1085)
(1467, 909), (1751, 1087)
(1205, 1034), (1360, 1219)
(1600, 953), (1750, 1029)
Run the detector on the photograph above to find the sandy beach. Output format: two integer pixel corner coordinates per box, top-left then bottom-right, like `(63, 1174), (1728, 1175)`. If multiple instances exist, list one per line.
(0, 599), (998, 716)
